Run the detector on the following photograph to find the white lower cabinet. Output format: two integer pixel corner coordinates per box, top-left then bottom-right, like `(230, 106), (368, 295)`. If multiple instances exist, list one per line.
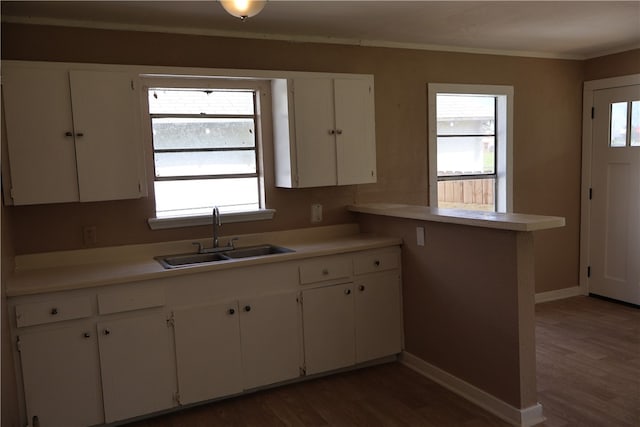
(302, 283), (356, 375)
(97, 312), (175, 423)
(18, 322), (104, 427)
(173, 291), (301, 406)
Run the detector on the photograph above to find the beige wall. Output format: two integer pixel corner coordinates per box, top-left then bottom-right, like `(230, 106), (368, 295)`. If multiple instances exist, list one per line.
(584, 48), (640, 81)
(2, 23), (588, 294)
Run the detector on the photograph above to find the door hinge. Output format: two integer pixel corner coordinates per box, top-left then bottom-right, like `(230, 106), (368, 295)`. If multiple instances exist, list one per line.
(299, 365), (306, 376)
(587, 266), (591, 278)
(173, 392), (181, 405)
(591, 107), (594, 119)
(10, 187), (16, 200)
(166, 312), (175, 328)
(130, 80), (135, 91)
(296, 294), (303, 305)
(16, 336), (22, 353)
(589, 188), (593, 200)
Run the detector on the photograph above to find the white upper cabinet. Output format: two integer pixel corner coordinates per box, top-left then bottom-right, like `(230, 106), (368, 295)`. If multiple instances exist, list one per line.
(2, 62), (146, 205)
(272, 75), (377, 188)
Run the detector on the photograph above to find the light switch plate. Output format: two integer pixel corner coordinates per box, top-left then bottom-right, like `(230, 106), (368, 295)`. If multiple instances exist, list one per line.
(311, 204), (323, 223)
(416, 226), (425, 246)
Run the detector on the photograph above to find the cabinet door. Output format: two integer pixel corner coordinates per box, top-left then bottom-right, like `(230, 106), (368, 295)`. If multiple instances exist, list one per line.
(2, 65), (80, 204)
(354, 272), (403, 363)
(334, 78), (377, 185)
(302, 283), (355, 375)
(173, 301), (243, 405)
(98, 312), (175, 423)
(292, 78), (337, 187)
(69, 70), (144, 202)
(18, 323), (104, 427)
(239, 292), (301, 389)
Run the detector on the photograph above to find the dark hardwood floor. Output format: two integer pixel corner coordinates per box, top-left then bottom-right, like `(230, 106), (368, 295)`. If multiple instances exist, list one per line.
(125, 296), (638, 427)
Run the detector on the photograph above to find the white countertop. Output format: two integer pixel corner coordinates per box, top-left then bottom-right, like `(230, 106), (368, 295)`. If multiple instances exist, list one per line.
(7, 224), (402, 297)
(348, 203), (566, 232)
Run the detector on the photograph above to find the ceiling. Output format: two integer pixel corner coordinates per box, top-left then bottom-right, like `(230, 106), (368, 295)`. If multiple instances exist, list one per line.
(2, 1), (640, 59)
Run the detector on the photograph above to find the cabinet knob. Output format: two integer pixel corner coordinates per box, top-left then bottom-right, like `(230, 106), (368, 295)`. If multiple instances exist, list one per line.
(359, 285), (366, 292)
(344, 289), (352, 295)
(244, 305), (251, 312)
(336, 129), (343, 135)
(328, 129), (336, 135)
(50, 308), (58, 315)
(103, 329), (111, 336)
(65, 131), (73, 137)
(76, 132), (84, 137)
(228, 308), (235, 315)
(374, 260), (381, 267)
(322, 269), (329, 276)
(83, 332), (91, 338)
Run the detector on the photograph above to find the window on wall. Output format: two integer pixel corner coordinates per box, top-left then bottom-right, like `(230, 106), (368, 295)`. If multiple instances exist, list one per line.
(143, 78), (273, 229)
(428, 84), (513, 213)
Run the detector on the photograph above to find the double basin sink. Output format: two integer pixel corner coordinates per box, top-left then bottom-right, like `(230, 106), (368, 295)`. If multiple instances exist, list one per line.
(155, 244), (294, 269)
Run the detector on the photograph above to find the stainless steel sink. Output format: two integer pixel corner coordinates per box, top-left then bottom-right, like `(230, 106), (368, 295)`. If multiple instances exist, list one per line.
(224, 244), (294, 259)
(155, 244), (294, 268)
(155, 252), (230, 269)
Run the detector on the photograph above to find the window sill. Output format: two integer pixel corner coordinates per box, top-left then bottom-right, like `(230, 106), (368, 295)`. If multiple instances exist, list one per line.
(148, 209), (276, 230)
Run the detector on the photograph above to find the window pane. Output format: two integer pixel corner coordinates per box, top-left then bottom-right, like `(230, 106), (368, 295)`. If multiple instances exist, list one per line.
(437, 95), (495, 135)
(155, 151), (256, 177)
(154, 178), (259, 218)
(149, 89), (254, 115)
(437, 136), (495, 176)
(631, 100), (639, 147)
(437, 178), (495, 212)
(152, 118), (255, 150)
(610, 102), (628, 147)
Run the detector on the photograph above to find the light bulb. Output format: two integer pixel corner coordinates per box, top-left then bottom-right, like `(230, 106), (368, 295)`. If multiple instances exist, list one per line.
(220, 0), (267, 21)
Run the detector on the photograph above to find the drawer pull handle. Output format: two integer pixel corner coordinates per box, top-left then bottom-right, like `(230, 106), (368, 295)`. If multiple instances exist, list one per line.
(83, 332), (91, 338)
(322, 269), (329, 275)
(103, 329), (111, 336)
(359, 285), (366, 291)
(50, 308), (58, 315)
(344, 289), (352, 295)
(228, 308), (235, 315)
(374, 260), (381, 267)
(244, 305), (251, 312)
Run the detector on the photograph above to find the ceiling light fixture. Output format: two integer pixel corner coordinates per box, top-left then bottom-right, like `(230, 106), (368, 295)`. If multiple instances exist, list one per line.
(219, 0), (267, 21)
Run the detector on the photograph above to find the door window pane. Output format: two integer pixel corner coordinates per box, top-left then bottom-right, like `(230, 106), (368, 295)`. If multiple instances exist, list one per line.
(610, 102), (628, 147)
(631, 100), (639, 147)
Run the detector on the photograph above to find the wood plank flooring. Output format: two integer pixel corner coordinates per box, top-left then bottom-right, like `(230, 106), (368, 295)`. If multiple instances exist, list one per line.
(124, 296), (638, 427)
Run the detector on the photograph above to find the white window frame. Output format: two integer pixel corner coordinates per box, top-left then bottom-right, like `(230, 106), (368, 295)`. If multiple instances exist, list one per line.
(141, 77), (275, 230)
(428, 83), (513, 213)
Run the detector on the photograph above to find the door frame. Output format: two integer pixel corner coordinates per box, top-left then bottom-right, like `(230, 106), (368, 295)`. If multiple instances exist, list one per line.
(580, 74), (640, 295)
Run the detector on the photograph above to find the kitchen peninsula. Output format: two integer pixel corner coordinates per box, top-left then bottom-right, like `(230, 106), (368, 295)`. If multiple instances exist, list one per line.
(349, 203), (565, 426)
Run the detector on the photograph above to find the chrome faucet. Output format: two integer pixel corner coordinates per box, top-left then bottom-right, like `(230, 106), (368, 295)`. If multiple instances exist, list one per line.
(212, 206), (221, 248)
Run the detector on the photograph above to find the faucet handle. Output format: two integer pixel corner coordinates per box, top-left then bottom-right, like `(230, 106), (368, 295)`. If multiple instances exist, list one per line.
(192, 242), (203, 253)
(227, 237), (239, 249)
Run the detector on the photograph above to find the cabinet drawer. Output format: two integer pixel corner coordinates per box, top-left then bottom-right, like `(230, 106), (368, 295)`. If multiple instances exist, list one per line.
(98, 288), (165, 315)
(353, 248), (400, 275)
(299, 256), (351, 284)
(15, 296), (93, 328)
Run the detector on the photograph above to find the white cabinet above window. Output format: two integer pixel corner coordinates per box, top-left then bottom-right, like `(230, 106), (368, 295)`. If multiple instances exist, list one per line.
(2, 62), (147, 205)
(272, 76), (377, 188)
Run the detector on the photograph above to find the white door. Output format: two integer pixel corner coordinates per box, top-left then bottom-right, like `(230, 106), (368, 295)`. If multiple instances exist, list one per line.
(98, 312), (175, 423)
(173, 301), (243, 405)
(239, 292), (301, 389)
(589, 84), (640, 305)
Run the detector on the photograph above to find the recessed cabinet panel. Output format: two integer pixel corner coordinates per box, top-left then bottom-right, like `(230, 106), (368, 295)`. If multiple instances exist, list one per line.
(239, 292), (301, 389)
(173, 301), (243, 405)
(18, 323), (104, 427)
(2, 66), (80, 204)
(69, 70), (144, 202)
(98, 312), (175, 423)
(334, 78), (377, 185)
(302, 283), (356, 375)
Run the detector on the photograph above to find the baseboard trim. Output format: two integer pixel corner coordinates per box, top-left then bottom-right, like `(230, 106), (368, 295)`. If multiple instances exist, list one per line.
(535, 286), (583, 304)
(400, 352), (545, 427)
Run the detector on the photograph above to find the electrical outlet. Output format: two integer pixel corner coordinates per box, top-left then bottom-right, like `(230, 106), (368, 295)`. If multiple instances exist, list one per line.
(311, 204), (323, 223)
(83, 226), (97, 246)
